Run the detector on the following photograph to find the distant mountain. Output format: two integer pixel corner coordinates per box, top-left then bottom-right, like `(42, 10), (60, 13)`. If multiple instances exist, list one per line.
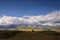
(0, 24), (17, 28)
(0, 24), (60, 30)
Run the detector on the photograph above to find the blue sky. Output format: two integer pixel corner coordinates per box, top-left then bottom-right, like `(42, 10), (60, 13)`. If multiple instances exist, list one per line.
(0, 0), (60, 16)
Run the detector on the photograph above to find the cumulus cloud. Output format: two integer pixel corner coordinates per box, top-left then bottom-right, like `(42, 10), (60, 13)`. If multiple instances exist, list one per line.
(0, 10), (60, 26)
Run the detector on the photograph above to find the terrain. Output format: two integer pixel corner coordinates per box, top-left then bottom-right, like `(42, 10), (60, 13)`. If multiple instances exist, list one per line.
(0, 30), (60, 40)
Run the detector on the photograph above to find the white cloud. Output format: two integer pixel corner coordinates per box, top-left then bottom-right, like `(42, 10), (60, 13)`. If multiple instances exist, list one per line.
(0, 10), (60, 26)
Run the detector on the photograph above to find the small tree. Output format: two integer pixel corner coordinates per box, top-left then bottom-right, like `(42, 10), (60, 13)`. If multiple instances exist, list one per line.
(32, 30), (34, 32)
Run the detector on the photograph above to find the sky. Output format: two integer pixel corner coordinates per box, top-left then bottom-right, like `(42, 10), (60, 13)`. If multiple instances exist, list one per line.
(0, 0), (60, 16)
(0, 0), (60, 29)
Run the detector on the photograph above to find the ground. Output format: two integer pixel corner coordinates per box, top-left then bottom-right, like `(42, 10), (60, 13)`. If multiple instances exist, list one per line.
(0, 30), (60, 40)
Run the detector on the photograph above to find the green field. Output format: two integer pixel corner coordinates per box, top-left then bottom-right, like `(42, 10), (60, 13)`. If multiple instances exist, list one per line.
(0, 30), (60, 40)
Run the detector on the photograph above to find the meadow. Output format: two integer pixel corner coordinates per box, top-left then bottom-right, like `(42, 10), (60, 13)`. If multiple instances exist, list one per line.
(0, 30), (60, 40)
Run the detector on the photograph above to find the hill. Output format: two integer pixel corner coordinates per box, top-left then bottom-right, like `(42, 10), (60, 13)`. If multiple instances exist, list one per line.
(0, 30), (60, 40)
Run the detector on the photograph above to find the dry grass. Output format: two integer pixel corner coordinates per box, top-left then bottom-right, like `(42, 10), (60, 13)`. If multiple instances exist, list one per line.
(0, 30), (60, 40)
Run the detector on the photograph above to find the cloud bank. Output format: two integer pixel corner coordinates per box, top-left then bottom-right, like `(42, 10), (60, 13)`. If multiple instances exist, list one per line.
(0, 10), (60, 26)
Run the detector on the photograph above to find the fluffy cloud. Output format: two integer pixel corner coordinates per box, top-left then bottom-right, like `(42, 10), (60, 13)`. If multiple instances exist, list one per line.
(0, 10), (60, 26)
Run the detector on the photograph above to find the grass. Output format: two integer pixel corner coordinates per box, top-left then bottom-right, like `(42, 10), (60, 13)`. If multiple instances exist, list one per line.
(0, 30), (60, 40)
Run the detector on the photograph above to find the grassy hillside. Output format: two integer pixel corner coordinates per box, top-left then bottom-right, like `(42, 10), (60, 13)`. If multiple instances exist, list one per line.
(0, 30), (60, 40)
